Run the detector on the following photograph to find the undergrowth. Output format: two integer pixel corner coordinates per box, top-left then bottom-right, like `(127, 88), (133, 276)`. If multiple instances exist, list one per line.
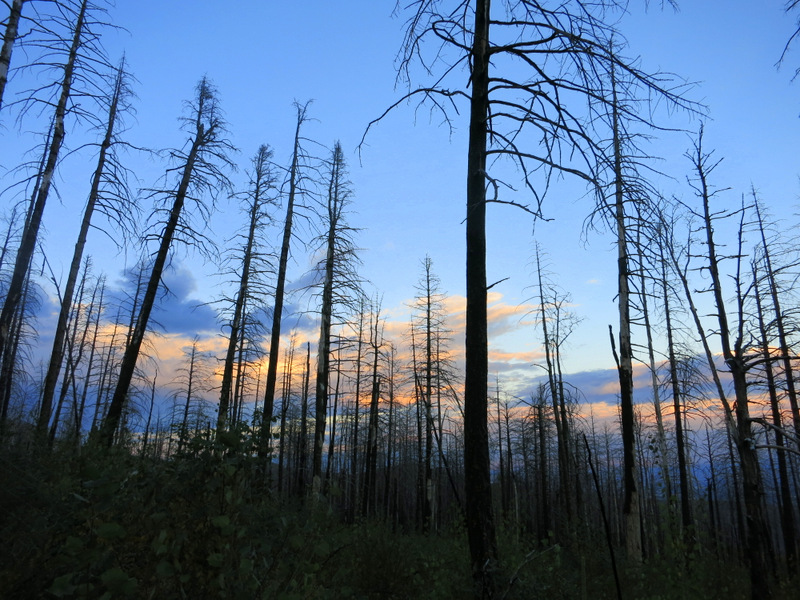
(0, 441), (792, 599)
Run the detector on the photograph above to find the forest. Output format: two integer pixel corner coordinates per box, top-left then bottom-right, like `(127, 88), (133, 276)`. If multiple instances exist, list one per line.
(1, 1), (800, 598)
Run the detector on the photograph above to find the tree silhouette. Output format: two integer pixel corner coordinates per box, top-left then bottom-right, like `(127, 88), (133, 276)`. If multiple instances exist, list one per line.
(97, 77), (235, 447)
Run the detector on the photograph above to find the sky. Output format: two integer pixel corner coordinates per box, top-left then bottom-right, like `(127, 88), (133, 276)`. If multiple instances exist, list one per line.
(1, 0), (799, 418)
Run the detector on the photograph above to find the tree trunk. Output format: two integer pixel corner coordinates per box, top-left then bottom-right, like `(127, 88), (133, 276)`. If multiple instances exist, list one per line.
(693, 134), (772, 598)
(177, 341), (198, 453)
(348, 305), (365, 519)
(39, 61), (126, 433)
(536, 398), (550, 540)
(384, 343), (396, 518)
(312, 141), (344, 494)
(219, 145), (270, 433)
(362, 310), (381, 516)
(0, 0), (24, 111)
(424, 263), (435, 531)
(0, 269), (31, 429)
(495, 381), (507, 523)
(464, 0), (497, 595)
(754, 198), (800, 437)
(638, 234), (672, 505)
(64, 266), (100, 445)
(98, 80), (217, 447)
(610, 73), (642, 564)
(262, 103), (308, 452)
(140, 372), (156, 458)
(296, 342), (311, 497)
(49, 261), (90, 444)
(324, 347), (342, 490)
(658, 246), (693, 536)
(0, 0), (88, 417)
(535, 248), (572, 534)
(754, 270), (796, 566)
(705, 427), (721, 556)
(90, 311), (120, 432)
(74, 278), (104, 441)
(278, 340), (294, 495)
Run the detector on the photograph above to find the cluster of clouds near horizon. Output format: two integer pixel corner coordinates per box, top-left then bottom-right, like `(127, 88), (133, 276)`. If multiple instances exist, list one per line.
(31, 257), (743, 440)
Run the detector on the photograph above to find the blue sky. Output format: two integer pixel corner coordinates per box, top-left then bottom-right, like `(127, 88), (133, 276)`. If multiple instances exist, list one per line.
(1, 0), (799, 412)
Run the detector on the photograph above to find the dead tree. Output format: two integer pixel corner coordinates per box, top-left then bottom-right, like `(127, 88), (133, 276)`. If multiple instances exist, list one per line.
(97, 78), (234, 447)
(683, 128), (773, 599)
(311, 141), (361, 493)
(366, 3), (697, 592)
(217, 145), (276, 434)
(0, 0), (109, 416)
(38, 57), (136, 433)
(260, 102), (311, 452)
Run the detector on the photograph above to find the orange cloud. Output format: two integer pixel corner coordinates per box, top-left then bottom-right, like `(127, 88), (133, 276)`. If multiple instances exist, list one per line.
(595, 380), (621, 396)
(582, 401), (620, 422)
(489, 348), (546, 365)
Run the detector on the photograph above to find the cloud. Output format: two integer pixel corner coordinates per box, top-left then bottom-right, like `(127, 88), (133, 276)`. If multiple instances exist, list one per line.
(101, 261), (220, 337)
(152, 332), (226, 364)
(152, 265), (219, 336)
(487, 302), (537, 337)
(161, 264), (199, 300)
(582, 401), (620, 423)
(489, 348), (545, 364)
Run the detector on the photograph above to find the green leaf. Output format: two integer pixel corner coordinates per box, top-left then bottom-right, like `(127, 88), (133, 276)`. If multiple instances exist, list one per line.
(240, 558), (253, 575)
(314, 540), (331, 557)
(64, 535), (84, 555)
(217, 430), (239, 449)
(212, 514), (235, 535)
(211, 515), (231, 528)
(47, 573), (76, 597)
(97, 521), (126, 540)
(152, 528), (169, 553)
(156, 559), (174, 577)
(207, 552), (224, 568)
(100, 567), (137, 595)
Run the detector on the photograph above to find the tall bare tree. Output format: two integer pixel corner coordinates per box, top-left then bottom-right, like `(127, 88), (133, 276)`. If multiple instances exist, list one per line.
(752, 197), (800, 436)
(217, 145), (275, 434)
(605, 62), (641, 563)
(686, 129), (773, 599)
(38, 57), (135, 433)
(655, 221), (693, 537)
(532, 246), (576, 536)
(368, 3), (696, 592)
(0, 0), (108, 409)
(172, 337), (212, 453)
(97, 77), (234, 447)
(361, 299), (384, 516)
(312, 141), (361, 493)
(409, 256), (458, 530)
(261, 102), (311, 452)
(753, 259), (797, 567)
